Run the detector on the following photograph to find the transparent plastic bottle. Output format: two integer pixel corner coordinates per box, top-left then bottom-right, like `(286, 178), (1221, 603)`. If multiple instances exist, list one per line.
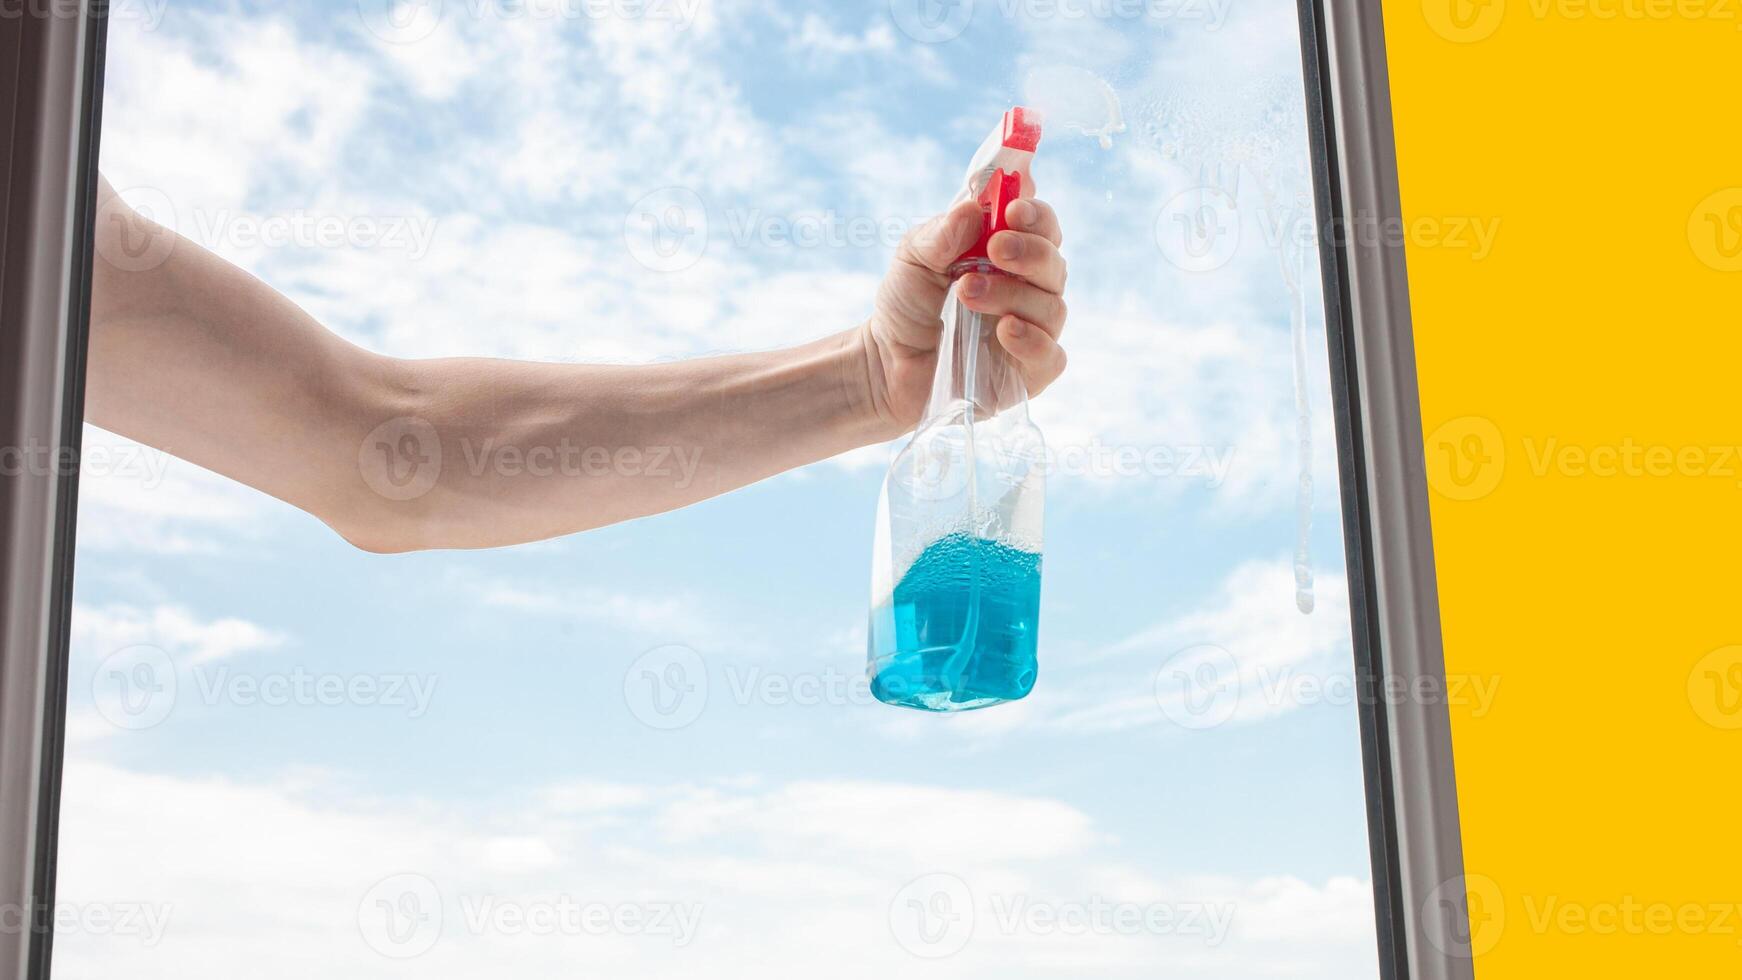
(867, 109), (1047, 712)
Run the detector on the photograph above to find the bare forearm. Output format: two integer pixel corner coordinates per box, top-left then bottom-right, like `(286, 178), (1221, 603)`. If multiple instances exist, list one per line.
(354, 333), (894, 550)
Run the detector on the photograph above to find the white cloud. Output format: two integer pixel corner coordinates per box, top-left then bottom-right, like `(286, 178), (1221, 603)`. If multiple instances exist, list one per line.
(66, 601), (287, 744)
(100, 16), (372, 236)
(1032, 308), (1314, 507)
(788, 14), (897, 59)
(777, 12), (954, 84)
(653, 779), (1099, 863)
(1110, 557), (1350, 668)
(371, 18), (493, 101)
(72, 601), (286, 667)
(468, 574), (714, 636)
(538, 779), (653, 813)
(52, 757), (1377, 979)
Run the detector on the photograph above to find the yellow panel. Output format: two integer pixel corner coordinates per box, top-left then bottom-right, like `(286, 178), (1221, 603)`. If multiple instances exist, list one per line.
(1382, 0), (1742, 975)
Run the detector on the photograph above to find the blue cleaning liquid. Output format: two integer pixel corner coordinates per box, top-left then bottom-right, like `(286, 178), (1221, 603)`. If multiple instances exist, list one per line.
(868, 532), (1042, 711)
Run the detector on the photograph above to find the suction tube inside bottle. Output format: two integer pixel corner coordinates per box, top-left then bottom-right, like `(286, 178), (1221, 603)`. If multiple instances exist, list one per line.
(931, 170), (1023, 690)
(933, 293), (988, 694)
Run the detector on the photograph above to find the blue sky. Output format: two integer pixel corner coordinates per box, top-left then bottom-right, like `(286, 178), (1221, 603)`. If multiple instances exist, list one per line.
(58, 0), (1381, 977)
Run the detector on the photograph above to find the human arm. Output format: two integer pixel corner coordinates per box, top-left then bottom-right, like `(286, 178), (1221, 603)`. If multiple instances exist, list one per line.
(86, 177), (1068, 552)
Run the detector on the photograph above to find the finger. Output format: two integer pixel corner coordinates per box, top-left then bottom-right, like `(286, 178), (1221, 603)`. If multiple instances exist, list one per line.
(896, 200), (985, 276)
(996, 316), (1068, 396)
(958, 274), (1068, 340)
(986, 230), (1066, 293)
(1005, 197), (1062, 247)
(876, 202), (985, 353)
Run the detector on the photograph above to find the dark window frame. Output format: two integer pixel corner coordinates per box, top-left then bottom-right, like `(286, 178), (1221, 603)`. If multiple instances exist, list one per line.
(0, 2), (108, 977)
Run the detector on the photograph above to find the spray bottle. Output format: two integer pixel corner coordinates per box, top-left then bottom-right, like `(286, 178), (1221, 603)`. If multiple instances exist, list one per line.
(867, 108), (1047, 711)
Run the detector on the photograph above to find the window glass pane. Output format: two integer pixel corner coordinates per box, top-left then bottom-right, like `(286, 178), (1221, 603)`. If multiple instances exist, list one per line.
(59, 1), (1378, 977)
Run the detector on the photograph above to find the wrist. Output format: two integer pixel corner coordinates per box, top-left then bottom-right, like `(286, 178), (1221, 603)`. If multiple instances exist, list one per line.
(838, 322), (911, 445)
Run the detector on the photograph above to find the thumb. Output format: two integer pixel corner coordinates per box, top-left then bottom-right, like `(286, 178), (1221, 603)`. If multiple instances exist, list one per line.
(897, 200), (984, 275)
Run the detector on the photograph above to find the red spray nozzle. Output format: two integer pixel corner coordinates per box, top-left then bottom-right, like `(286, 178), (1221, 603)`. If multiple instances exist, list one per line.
(954, 167), (1023, 268)
(1002, 106), (1042, 152)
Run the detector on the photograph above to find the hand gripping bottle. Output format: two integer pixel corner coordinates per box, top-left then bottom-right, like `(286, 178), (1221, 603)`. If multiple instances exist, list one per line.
(867, 108), (1047, 712)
